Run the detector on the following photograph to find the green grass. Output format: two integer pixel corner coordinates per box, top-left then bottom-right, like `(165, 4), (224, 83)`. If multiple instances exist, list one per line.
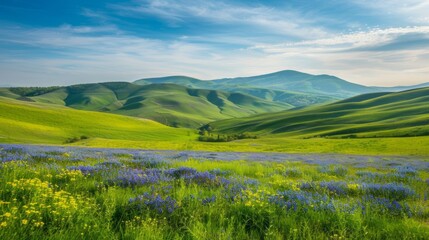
(78, 136), (429, 156)
(1, 146), (428, 239)
(209, 87), (429, 139)
(0, 97), (194, 144)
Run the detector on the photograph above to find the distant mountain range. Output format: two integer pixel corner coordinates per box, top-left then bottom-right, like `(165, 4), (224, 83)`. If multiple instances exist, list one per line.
(135, 70), (429, 99)
(208, 87), (429, 138)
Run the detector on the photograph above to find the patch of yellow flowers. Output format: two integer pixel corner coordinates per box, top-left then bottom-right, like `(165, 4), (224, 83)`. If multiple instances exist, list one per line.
(0, 178), (95, 229)
(269, 174), (301, 191)
(125, 216), (160, 230)
(56, 169), (85, 182)
(242, 189), (271, 208)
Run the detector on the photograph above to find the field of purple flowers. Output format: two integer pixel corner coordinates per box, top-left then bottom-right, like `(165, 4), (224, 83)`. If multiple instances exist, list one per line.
(0, 144), (428, 239)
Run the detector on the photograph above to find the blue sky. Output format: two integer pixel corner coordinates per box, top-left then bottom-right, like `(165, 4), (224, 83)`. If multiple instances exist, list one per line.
(1, 0), (429, 86)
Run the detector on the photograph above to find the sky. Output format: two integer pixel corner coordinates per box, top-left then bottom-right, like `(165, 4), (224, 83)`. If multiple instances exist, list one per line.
(1, 0), (429, 87)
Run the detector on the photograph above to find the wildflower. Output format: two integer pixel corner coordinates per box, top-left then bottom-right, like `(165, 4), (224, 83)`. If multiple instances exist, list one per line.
(128, 192), (177, 214)
(34, 221), (44, 227)
(22, 219), (28, 225)
(362, 183), (416, 200)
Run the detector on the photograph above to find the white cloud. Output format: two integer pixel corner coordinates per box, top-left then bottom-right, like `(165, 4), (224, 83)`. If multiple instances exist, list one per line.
(1, 23), (429, 87)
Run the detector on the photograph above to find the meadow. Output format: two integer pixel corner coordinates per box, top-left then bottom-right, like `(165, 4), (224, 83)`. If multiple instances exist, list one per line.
(1, 144), (428, 239)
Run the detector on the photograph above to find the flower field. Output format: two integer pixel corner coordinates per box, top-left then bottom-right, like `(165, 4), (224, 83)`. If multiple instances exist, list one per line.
(1, 144), (428, 239)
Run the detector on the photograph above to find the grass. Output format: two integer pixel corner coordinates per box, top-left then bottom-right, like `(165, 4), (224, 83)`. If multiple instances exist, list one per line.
(0, 97), (194, 144)
(78, 136), (429, 156)
(1, 145), (428, 239)
(209, 87), (429, 139)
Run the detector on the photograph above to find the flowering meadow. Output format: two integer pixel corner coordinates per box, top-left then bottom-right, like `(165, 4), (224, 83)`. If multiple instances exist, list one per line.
(0, 144), (428, 239)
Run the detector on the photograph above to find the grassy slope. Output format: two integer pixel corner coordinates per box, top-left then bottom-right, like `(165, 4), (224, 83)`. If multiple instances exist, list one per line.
(0, 83), (290, 128)
(209, 87), (429, 138)
(0, 97), (194, 144)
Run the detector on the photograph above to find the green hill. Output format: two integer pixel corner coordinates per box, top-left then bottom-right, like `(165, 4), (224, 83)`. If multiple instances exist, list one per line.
(0, 82), (290, 128)
(0, 97), (193, 144)
(208, 87), (429, 138)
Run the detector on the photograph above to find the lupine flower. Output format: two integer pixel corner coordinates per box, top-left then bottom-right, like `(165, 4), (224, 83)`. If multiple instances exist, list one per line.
(67, 165), (104, 175)
(362, 183), (416, 200)
(360, 196), (412, 217)
(165, 167), (198, 178)
(202, 195), (217, 205)
(129, 192), (177, 214)
(269, 190), (332, 212)
(108, 169), (170, 188)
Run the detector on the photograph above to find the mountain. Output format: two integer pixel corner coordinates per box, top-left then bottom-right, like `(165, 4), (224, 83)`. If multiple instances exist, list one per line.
(0, 82), (290, 128)
(207, 87), (429, 138)
(213, 70), (373, 98)
(0, 96), (193, 144)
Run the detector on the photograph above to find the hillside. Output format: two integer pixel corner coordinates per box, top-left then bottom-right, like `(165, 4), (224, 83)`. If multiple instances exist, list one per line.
(0, 97), (193, 144)
(208, 87), (429, 138)
(0, 82), (290, 128)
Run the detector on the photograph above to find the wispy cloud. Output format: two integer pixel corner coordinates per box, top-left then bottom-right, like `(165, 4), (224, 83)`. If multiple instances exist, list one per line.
(111, 0), (328, 39)
(1, 1), (429, 87)
(253, 26), (429, 52)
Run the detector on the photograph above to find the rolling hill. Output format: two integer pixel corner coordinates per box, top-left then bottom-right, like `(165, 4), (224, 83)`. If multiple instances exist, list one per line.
(134, 72), (341, 106)
(135, 70), (378, 100)
(207, 87), (429, 138)
(0, 82), (290, 128)
(0, 96), (194, 144)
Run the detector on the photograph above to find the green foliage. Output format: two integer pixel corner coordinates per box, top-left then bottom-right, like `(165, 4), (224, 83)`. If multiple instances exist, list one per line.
(198, 133), (257, 142)
(9, 87), (61, 97)
(64, 136), (89, 144)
